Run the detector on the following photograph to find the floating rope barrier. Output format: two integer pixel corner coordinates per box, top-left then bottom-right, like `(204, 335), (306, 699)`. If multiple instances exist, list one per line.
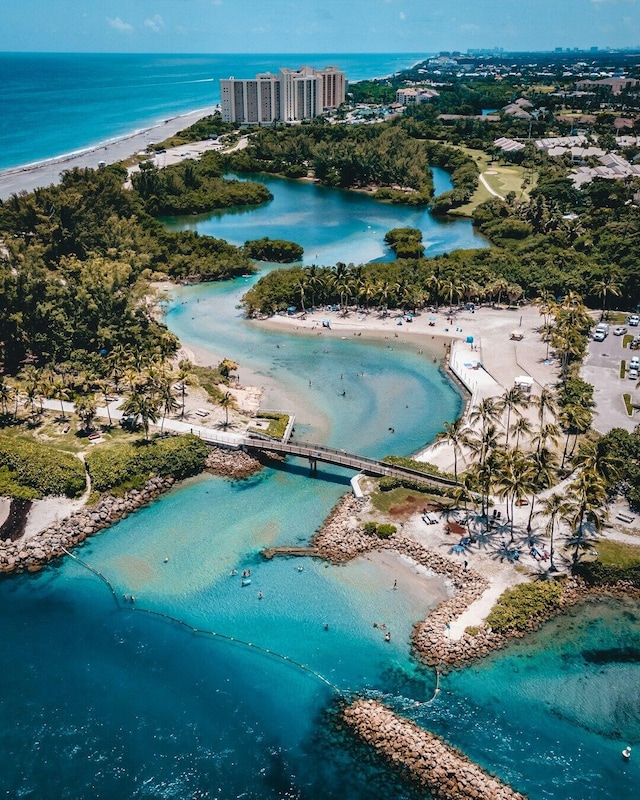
(62, 547), (119, 607)
(62, 549), (342, 694)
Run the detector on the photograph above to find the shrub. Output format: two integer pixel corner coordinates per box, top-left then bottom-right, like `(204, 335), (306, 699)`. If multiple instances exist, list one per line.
(486, 581), (564, 634)
(378, 476), (448, 496)
(86, 434), (208, 493)
(573, 560), (640, 588)
(0, 436), (86, 498)
(376, 523), (397, 538)
(363, 521), (378, 535)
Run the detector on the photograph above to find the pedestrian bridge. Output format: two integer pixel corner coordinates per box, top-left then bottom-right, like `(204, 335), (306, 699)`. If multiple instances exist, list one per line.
(242, 436), (459, 491)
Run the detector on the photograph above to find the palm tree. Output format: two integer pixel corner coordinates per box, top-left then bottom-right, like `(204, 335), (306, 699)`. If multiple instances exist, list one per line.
(534, 387), (557, 431)
(532, 422), (560, 455)
(558, 403), (592, 469)
(537, 492), (572, 572)
(495, 450), (534, 543)
(176, 359), (194, 418)
(75, 393), (98, 433)
(570, 438), (622, 487)
(592, 273), (622, 321)
(121, 388), (159, 441)
(20, 365), (41, 422)
(219, 391), (233, 428)
(469, 397), (501, 439)
(0, 378), (14, 417)
(51, 375), (71, 420)
(157, 377), (179, 433)
(565, 469), (607, 565)
(435, 417), (469, 482)
(497, 387), (525, 446)
(510, 415), (533, 453)
(525, 446), (559, 534)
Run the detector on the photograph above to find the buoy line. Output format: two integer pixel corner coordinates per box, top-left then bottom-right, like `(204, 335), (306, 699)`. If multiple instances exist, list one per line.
(62, 548), (342, 694)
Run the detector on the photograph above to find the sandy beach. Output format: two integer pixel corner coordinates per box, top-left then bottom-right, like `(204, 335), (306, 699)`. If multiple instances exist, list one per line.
(0, 105), (219, 200)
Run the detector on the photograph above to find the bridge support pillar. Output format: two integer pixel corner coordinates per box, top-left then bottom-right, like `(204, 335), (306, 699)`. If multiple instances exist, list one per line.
(309, 457), (317, 473)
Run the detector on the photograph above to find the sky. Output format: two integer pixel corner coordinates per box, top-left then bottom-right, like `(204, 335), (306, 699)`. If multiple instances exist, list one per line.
(1, 0), (639, 54)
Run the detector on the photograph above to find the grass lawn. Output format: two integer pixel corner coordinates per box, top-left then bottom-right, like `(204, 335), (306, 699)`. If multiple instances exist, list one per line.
(446, 146), (537, 218)
(596, 539), (640, 568)
(0, 411), (148, 456)
(370, 486), (451, 515)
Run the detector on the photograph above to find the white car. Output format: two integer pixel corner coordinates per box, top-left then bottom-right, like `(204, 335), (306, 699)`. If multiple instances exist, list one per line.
(629, 357), (640, 370)
(593, 330), (606, 342)
(629, 315), (640, 327)
(628, 368), (639, 381)
(613, 326), (627, 336)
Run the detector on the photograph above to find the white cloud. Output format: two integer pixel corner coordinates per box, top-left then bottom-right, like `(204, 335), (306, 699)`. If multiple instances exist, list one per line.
(399, 11), (406, 20)
(108, 17), (133, 33)
(591, 0), (635, 4)
(144, 15), (165, 33)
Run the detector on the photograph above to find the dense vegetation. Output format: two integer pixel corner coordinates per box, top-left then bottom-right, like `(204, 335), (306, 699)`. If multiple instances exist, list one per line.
(243, 237), (303, 263)
(85, 434), (209, 494)
(225, 123), (478, 207)
(485, 581), (564, 633)
(132, 153), (272, 215)
(242, 167), (640, 314)
(597, 427), (640, 508)
(0, 164), (263, 373)
(0, 436), (86, 499)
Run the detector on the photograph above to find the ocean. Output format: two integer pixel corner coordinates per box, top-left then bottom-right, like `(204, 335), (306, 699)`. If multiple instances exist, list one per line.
(0, 52), (425, 171)
(0, 52), (638, 799)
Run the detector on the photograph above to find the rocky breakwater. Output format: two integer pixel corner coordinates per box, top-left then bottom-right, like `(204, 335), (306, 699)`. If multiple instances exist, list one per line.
(342, 699), (527, 800)
(0, 477), (174, 575)
(312, 494), (372, 562)
(205, 446), (263, 479)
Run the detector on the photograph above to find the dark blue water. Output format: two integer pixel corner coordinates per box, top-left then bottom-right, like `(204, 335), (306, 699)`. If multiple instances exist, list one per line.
(0, 52), (425, 170)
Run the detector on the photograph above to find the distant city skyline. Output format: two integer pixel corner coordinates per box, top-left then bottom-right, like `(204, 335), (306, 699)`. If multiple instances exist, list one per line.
(1, 0), (639, 54)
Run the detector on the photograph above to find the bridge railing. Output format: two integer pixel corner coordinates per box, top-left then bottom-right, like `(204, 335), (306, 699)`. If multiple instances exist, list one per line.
(244, 436), (459, 488)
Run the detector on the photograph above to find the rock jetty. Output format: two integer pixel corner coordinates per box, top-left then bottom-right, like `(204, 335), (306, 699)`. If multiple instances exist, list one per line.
(342, 699), (527, 800)
(0, 476), (174, 575)
(205, 445), (263, 479)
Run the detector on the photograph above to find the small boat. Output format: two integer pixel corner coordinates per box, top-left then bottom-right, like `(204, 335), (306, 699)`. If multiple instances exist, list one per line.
(241, 578), (252, 587)
(622, 746), (631, 760)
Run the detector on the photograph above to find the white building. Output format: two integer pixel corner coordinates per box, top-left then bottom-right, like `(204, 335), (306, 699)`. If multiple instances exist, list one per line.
(221, 66), (346, 124)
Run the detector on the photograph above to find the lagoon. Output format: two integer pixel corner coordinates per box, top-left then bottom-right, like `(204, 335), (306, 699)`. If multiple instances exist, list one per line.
(163, 168), (487, 266)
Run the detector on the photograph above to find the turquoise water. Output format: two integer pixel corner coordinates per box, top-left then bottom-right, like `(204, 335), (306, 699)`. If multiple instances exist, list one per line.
(164, 169), (487, 266)
(0, 53), (426, 171)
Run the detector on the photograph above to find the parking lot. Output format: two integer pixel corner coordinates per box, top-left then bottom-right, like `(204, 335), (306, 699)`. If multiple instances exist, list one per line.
(581, 325), (640, 433)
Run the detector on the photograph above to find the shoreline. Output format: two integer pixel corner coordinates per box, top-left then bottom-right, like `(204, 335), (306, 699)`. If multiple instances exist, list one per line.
(0, 105), (220, 200)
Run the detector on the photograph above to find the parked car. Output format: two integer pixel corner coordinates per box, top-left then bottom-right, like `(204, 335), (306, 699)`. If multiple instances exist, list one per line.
(630, 356), (640, 369)
(614, 326), (628, 336)
(631, 339), (640, 350)
(628, 368), (639, 381)
(629, 315), (640, 326)
(593, 330), (606, 342)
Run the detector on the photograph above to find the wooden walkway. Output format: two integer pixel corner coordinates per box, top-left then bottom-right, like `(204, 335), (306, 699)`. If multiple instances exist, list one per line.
(243, 436), (459, 491)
